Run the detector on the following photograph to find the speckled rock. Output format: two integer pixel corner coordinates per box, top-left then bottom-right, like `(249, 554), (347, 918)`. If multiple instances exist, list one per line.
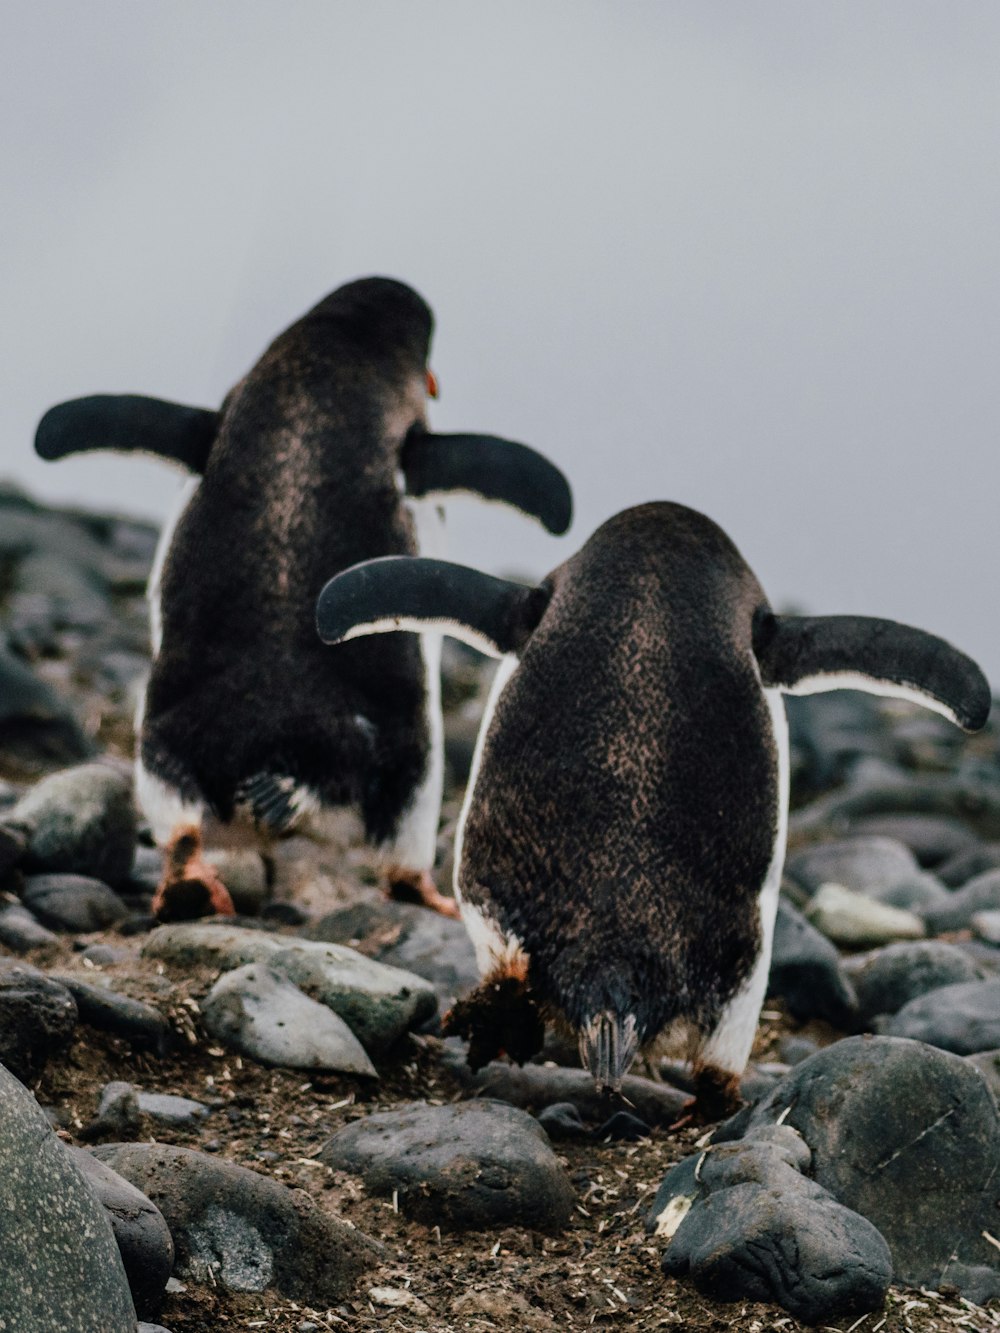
(0, 957), (78, 1082)
(0, 1063), (136, 1331)
(200, 962), (377, 1075)
(805, 883), (925, 947)
(70, 1146), (174, 1319)
(322, 1099), (574, 1230)
(92, 1142), (379, 1302)
(7, 763), (136, 886)
(883, 978), (1000, 1054)
(22, 872), (129, 932)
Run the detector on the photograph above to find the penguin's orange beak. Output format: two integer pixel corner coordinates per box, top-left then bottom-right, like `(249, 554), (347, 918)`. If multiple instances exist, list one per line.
(426, 369), (439, 399)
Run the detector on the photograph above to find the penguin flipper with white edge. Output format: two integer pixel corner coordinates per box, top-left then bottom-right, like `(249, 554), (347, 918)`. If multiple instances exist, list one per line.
(316, 505), (991, 1124)
(37, 278), (572, 924)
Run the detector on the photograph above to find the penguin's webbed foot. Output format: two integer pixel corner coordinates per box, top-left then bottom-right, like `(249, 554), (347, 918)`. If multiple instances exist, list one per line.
(670, 1066), (743, 1129)
(152, 825), (237, 922)
(384, 866), (461, 919)
(443, 975), (545, 1071)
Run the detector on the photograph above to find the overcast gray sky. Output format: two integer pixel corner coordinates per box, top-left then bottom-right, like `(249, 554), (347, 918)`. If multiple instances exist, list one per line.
(4, 3), (999, 678)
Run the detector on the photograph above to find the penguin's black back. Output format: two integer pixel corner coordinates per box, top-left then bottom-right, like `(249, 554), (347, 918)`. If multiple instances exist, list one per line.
(459, 502), (780, 1041)
(142, 279), (433, 840)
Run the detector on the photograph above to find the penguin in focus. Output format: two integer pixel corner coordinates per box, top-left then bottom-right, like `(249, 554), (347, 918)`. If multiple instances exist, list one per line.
(35, 277), (572, 920)
(316, 502), (991, 1117)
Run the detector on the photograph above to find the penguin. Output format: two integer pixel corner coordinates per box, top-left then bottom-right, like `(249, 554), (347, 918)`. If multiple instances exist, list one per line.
(35, 277), (572, 921)
(315, 501), (991, 1117)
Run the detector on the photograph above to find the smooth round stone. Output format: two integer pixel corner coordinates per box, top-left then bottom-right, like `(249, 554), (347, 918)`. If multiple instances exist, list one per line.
(805, 883), (925, 947)
(938, 843), (1000, 888)
(200, 962), (377, 1076)
(596, 1110), (650, 1141)
(865, 871), (950, 912)
(884, 978), (1000, 1055)
(535, 1101), (588, 1141)
(51, 973), (171, 1050)
(322, 1099), (574, 1230)
(136, 1091), (210, 1128)
(971, 910), (1000, 945)
(22, 873), (129, 932)
(92, 1142), (379, 1302)
(923, 869), (1000, 933)
(9, 763), (136, 887)
(767, 899), (858, 1028)
(845, 941), (987, 1024)
(205, 848), (268, 915)
(0, 1064), (136, 1332)
(0, 822), (27, 876)
(0, 957), (78, 1083)
(786, 836), (918, 896)
(847, 814), (980, 867)
(0, 900), (59, 952)
(69, 1146), (174, 1320)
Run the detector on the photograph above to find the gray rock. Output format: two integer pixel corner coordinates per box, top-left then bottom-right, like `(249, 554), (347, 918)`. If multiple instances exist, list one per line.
(200, 963), (377, 1076)
(884, 978), (1000, 1054)
(766, 899), (858, 1027)
(440, 1042), (689, 1126)
(22, 872), (129, 932)
(966, 1049), (1000, 1104)
(50, 973), (171, 1049)
(786, 835), (918, 896)
(0, 957), (77, 1082)
(0, 822), (27, 876)
(322, 1100), (574, 1230)
(790, 774), (1000, 844)
(206, 847), (268, 915)
(0, 899), (59, 952)
(79, 942), (132, 966)
(865, 871), (950, 912)
(136, 1091), (210, 1127)
(938, 843), (1000, 888)
(845, 941), (987, 1025)
(9, 763), (137, 886)
(972, 909), (1000, 945)
(922, 868), (1000, 933)
(92, 1142), (378, 1302)
(0, 1064), (136, 1331)
(805, 882), (925, 946)
(711, 1035), (1000, 1302)
(144, 923), (437, 1052)
(847, 814), (980, 867)
(87, 1081), (143, 1138)
(779, 1035), (821, 1066)
(0, 638), (93, 770)
(70, 1146), (174, 1319)
(536, 1102), (588, 1140)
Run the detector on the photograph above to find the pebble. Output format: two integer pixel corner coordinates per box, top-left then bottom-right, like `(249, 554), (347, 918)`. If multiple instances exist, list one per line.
(883, 978), (1000, 1055)
(200, 962), (377, 1075)
(0, 1063), (136, 1332)
(0, 957), (78, 1083)
(938, 842), (1000, 888)
(322, 1099), (574, 1230)
(971, 909), (1000, 944)
(805, 882), (925, 947)
(864, 870), (950, 912)
(0, 638), (93, 770)
(847, 813), (980, 867)
(70, 1145), (174, 1319)
(767, 898), (858, 1027)
(785, 835), (918, 896)
(711, 1035), (1000, 1302)
(844, 940), (986, 1025)
(922, 867), (1000, 933)
(51, 972), (171, 1049)
(7, 762), (137, 887)
(0, 898), (59, 952)
(22, 872), (129, 932)
(595, 1110), (651, 1141)
(137, 1091), (211, 1127)
(93, 1141), (380, 1302)
(206, 847), (268, 915)
(535, 1101), (589, 1141)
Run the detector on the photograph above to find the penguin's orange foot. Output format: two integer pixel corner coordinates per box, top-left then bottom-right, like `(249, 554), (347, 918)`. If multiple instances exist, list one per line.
(152, 825), (237, 922)
(384, 866), (460, 919)
(669, 1067), (743, 1130)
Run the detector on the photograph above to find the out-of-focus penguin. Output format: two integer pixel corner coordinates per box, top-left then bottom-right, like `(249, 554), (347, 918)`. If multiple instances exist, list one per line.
(316, 502), (990, 1116)
(36, 277), (572, 920)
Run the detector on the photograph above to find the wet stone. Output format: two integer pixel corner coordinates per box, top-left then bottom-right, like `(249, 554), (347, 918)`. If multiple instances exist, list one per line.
(322, 1099), (574, 1230)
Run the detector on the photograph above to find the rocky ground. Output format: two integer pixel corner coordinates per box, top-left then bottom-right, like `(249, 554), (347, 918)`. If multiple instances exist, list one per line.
(1, 481), (999, 1332)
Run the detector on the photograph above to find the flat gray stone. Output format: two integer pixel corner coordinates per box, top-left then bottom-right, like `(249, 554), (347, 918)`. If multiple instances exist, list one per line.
(8, 763), (136, 886)
(923, 868), (1000, 933)
(884, 978), (1000, 1054)
(144, 923), (437, 1052)
(50, 973), (170, 1049)
(70, 1146), (174, 1320)
(200, 962), (377, 1076)
(92, 1142), (379, 1302)
(0, 1064), (135, 1331)
(786, 836), (918, 895)
(0, 899), (58, 952)
(322, 1099), (574, 1230)
(805, 883), (925, 947)
(0, 957), (77, 1082)
(865, 871), (950, 912)
(22, 873), (129, 932)
(845, 941), (987, 1024)
(137, 1091), (210, 1127)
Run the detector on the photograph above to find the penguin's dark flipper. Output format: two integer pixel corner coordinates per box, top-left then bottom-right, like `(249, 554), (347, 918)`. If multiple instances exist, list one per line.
(753, 609), (992, 733)
(35, 394), (219, 473)
(401, 432), (572, 535)
(316, 556), (552, 658)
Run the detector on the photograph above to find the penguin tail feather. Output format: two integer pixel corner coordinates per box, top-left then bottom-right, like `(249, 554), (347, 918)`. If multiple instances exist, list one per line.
(234, 773), (315, 835)
(579, 1010), (640, 1093)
